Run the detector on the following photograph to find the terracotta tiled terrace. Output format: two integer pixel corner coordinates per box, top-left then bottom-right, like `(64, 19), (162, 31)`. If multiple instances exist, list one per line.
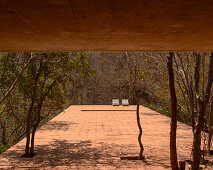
(0, 105), (205, 169)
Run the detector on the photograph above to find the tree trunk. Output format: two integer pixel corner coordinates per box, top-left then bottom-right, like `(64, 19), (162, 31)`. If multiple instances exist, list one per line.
(29, 77), (55, 155)
(192, 104), (204, 170)
(25, 102), (34, 156)
(192, 53), (213, 169)
(30, 107), (41, 155)
(190, 97), (196, 133)
(30, 122), (39, 155)
(136, 96), (144, 159)
(124, 52), (144, 160)
(132, 67), (144, 159)
(167, 52), (179, 170)
(25, 56), (43, 156)
(208, 96), (213, 152)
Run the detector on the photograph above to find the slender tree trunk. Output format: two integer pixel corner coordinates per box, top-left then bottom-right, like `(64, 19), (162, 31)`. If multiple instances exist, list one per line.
(30, 121), (39, 155)
(208, 96), (213, 152)
(29, 126), (36, 155)
(191, 52), (202, 169)
(192, 104), (204, 170)
(25, 57), (43, 156)
(136, 91), (144, 159)
(192, 53), (213, 169)
(29, 78), (55, 155)
(30, 106), (41, 155)
(132, 65), (144, 159)
(206, 54), (213, 153)
(191, 100), (195, 133)
(207, 55), (213, 152)
(167, 52), (179, 170)
(25, 102), (34, 156)
(124, 52), (144, 160)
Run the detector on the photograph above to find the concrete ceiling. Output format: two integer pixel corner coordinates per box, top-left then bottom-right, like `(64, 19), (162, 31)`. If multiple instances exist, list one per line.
(1, 0), (213, 52)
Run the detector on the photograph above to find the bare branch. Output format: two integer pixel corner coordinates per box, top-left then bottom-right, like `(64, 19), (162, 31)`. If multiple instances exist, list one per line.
(193, 52), (202, 103)
(204, 53), (213, 107)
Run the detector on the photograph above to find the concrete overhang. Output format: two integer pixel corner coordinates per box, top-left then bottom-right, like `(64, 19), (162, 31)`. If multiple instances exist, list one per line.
(1, 0), (213, 52)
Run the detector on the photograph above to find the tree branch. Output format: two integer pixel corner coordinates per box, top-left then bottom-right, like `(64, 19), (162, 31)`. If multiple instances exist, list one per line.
(0, 55), (38, 105)
(204, 53), (213, 108)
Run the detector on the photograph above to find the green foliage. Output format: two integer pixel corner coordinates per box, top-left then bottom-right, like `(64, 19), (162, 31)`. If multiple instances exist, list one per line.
(145, 103), (171, 117)
(145, 103), (192, 126)
(2, 51), (209, 155)
(0, 52), (94, 154)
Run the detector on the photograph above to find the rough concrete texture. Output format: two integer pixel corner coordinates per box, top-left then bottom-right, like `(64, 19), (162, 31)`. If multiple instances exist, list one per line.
(1, 0), (213, 51)
(1, 105), (212, 169)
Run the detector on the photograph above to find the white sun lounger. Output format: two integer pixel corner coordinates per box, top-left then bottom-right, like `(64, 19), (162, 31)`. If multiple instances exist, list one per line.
(112, 99), (119, 106)
(122, 99), (129, 106)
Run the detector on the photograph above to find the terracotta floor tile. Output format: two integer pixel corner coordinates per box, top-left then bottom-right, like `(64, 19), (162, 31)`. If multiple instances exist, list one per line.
(0, 105), (211, 169)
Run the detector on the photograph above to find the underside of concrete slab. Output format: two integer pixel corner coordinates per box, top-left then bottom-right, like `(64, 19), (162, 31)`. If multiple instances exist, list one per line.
(0, 0), (213, 51)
